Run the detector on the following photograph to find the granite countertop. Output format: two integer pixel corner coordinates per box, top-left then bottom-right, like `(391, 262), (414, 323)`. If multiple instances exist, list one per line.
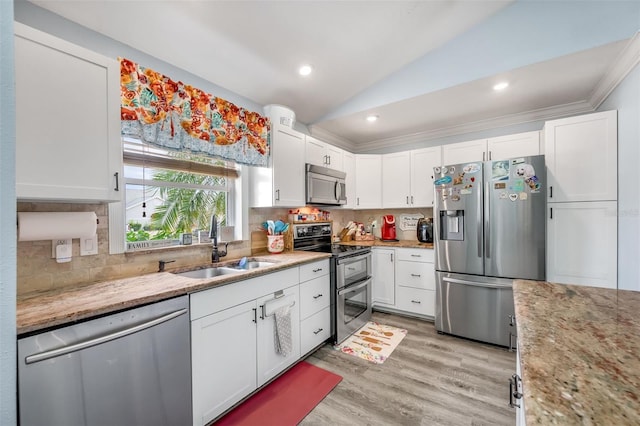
(17, 251), (330, 335)
(340, 238), (433, 249)
(513, 280), (640, 425)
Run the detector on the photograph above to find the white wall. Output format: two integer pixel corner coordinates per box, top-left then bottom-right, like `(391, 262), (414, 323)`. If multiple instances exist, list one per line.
(599, 63), (640, 291)
(0, 0), (16, 423)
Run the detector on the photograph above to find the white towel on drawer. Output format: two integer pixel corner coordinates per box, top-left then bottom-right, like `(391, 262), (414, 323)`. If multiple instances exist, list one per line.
(273, 304), (292, 357)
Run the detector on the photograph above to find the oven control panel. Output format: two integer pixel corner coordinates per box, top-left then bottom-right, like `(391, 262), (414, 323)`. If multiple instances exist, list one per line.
(293, 222), (332, 239)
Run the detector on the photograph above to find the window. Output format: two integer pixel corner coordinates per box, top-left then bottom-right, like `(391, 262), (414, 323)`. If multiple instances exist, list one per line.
(121, 138), (238, 250)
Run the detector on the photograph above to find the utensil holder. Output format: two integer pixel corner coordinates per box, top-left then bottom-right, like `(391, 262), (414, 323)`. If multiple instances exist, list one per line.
(267, 235), (284, 253)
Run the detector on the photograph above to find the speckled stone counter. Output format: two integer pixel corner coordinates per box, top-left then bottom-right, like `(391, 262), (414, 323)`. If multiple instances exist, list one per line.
(513, 280), (640, 425)
(340, 239), (433, 249)
(17, 251), (330, 335)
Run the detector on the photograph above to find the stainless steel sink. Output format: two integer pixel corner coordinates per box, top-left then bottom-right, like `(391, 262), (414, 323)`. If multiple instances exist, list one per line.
(174, 267), (241, 279)
(227, 260), (276, 270)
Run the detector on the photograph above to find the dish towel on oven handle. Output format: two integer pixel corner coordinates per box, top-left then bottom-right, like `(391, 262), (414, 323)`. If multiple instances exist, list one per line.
(273, 304), (292, 357)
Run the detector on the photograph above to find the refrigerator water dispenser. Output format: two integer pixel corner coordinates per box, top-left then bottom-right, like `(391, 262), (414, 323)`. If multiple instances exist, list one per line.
(439, 210), (464, 241)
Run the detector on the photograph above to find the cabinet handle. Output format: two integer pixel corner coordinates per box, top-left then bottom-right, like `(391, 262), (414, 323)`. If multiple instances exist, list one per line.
(482, 152), (486, 162)
(113, 172), (119, 191)
(313, 328), (324, 335)
(411, 273), (421, 278)
(327, 155), (331, 166)
(313, 294), (323, 299)
(411, 195), (414, 204)
(509, 374), (523, 408)
(508, 332), (517, 352)
(252, 307), (257, 323)
(508, 314), (516, 327)
(313, 268), (323, 273)
(550, 207), (553, 219)
(549, 186), (553, 198)
(390, 253), (394, 262)
(259, 304), (265, 320)
(489, 151), (492, 161)
(411, 300), (421, 304)
(357, 197), (360, 206)
(406, 196), (409, 205)
(275, 189), (280, 201)
(410, 254), (421, 258)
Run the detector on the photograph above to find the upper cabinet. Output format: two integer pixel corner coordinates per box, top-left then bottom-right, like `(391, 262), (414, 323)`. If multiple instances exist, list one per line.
(249, 123), (305, 207)
(544, 110), (617, 202)
(442, 131), (540, 165)
(15, 23), (122, 202)
(354, 154), (382, 209)
(305, 136), (344, 171)
(382, 146), (441, 208)
(343, 151), (357, 209)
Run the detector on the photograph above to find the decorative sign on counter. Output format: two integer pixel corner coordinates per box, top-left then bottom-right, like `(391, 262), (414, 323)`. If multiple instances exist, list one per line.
(398, 213), (425, 231)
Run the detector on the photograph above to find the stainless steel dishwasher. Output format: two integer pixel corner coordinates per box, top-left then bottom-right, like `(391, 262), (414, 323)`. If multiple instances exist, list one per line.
(18, 295), (191, 426)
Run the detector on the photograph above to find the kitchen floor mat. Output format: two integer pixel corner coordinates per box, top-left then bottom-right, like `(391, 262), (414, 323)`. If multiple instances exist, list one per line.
(214, 361), (342, 426)
(335, 321), (407, 364)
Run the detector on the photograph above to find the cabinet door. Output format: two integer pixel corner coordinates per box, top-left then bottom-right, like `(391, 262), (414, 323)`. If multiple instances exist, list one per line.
(15, 23), (122, 202)
(343, 152), (357, 209)
(191, 300), (257, 426)
(326, 144), (344, 171)
(372, 248), (395, 306)
(442, 139), (487, 166)
(487, 131), (540, 161)
(272, 125), (305, 206)
(300, 306), (331, 355)
(256, 286), (301, 387)
(396, 287), (435, 317)
(411, 146), (441, 207)
(544, 110), (617, 202)
(382, 151), (411, 208)
(355, 154), (382, 209)
(547, 201), (617, 289)
(305, 136), (326, 167)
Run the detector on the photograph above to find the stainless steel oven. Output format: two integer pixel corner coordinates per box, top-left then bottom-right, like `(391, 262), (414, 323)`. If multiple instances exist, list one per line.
(292, 223), (373, 344)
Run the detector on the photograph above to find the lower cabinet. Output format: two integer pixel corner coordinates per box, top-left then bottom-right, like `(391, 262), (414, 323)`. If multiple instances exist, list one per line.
(190, 268), (301, 426)
(299, 260), (331, 355)
(372, 248), (395, 306)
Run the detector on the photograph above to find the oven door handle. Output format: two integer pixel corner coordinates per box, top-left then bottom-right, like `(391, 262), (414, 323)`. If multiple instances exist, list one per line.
(337, 252), (371, 265)
(338, 279), (371, 296)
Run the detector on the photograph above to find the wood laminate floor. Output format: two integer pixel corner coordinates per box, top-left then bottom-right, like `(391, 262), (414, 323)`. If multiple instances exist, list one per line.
(301, 312), (516, 426)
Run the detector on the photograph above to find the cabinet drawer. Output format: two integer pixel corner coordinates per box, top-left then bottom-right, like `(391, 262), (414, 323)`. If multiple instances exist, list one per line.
(396, 287), (435, 317)
(395, 248), (434, 263)
(395, 261), (435, 290)
(299, 275), (330, 319)
(299, 259), (330, 283)
(300, 307), (331, 355)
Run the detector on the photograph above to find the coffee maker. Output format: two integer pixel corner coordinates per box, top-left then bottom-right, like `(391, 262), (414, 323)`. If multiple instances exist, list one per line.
(381, 215), (397, 241)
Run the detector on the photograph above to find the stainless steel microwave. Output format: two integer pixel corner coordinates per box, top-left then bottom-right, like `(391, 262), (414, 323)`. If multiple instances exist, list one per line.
(305, 164), (347, 205)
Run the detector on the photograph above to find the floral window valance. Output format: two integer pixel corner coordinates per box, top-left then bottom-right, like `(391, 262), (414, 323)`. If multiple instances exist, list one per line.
(119, 58), (270, 167)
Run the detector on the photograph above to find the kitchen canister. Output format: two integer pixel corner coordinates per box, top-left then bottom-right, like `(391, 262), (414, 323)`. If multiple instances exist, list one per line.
(267, 235), (284, 253)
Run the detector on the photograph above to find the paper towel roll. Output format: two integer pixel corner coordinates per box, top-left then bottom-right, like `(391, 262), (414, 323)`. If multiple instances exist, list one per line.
(18, 212), (98, 241)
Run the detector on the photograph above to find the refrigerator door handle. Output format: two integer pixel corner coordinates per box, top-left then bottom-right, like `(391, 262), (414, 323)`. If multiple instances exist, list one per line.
(477, 182), (483, 258)
(485, 181), (490, 259)
(442, 276), (512, 289)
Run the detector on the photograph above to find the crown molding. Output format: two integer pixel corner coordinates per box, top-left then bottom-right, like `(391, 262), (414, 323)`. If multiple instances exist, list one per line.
(589, 31), (640, 109)
(356, 101), (595, 153)
(307, 125), (357, 153)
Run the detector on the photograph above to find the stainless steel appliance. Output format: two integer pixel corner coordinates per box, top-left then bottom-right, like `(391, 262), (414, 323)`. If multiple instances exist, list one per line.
(433, 155), (545, 347)
(417, 217), (433, 243)
(292, 222), (372, 344)
(18, 296), (191, 426)
(305, 164), (347, 205)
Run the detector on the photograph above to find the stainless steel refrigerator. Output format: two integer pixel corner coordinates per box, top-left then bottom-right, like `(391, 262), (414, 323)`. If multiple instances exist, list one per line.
(433, 155), (545, 348)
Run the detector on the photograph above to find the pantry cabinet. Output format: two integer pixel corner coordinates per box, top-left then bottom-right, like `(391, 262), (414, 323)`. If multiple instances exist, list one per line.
(382, 147), (441, 208)
(442, 131), (540, 165)
(14, 23), (122, 202)
(544, 110), (617, 202)
(249, 123), (305, 207)
(354, 154), (382, 209)
(372, 248), (395, 306)
(305, 136), (344, 171)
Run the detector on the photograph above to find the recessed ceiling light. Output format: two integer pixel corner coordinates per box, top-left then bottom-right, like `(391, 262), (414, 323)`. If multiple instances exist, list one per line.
(366, 115), (379, 123)
(298, 64), (313, 76)
(493, 82), (509, 91)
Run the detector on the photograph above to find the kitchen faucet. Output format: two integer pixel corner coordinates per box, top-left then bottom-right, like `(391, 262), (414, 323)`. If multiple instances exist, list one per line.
(209, 214), (228, 263)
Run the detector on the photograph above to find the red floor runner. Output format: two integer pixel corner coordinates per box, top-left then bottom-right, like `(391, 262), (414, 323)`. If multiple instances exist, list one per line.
(215, 361), (342, 426)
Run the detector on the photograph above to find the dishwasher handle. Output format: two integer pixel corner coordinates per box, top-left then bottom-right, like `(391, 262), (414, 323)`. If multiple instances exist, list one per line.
(25, 308), (188, 365)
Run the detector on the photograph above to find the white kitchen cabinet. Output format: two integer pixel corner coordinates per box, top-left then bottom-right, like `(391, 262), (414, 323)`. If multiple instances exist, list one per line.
(299, 259), (331, 355)
(343, 151), (357, 209)
(15, 23), (122, 202)
(305, 135), (344, 171)
(354, 154), (382, 209)
(547, 201), (617, 289)
(487, 131), (540, 161)
(191, 301), (257, 426)
(256, 286), (300, 387)
(395, 248), (435, 317)
(382, 147), (441, 208)
(190, 267), (300, 425)
(372, 248), (395, 306)
(544, 110), (617, 202)
(442, 131), (541, 166)
(249, 123), (305, 207)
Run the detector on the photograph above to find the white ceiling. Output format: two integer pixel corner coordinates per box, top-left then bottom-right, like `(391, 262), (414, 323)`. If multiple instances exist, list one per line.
(28, 0), (636, 151)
